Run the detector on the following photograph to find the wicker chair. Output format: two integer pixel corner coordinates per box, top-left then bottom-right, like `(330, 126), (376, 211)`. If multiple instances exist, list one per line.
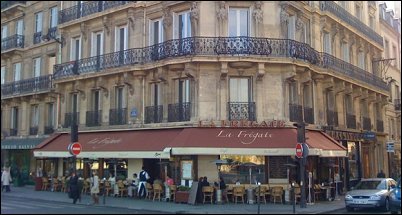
(146, 183), (154, 200)
(202, 186), (214, 204)
(153, 183), (163, 201)
(270, 186), (283, 204)
(255, 186), (267, 204)
(233, 186), (245, 204)
(169, 185), (177, 202)
(41, 177), (50, 191)
(82, 179), (90, 195)
(117, 180), (128, 197)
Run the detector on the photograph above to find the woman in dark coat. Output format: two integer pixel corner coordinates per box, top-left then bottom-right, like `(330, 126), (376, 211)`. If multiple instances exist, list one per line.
(69, 171), (79, 204)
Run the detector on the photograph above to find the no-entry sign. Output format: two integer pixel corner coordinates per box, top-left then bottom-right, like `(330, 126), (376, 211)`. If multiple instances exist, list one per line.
(68, 142), (82, 156)
(296, 143), (303, 158)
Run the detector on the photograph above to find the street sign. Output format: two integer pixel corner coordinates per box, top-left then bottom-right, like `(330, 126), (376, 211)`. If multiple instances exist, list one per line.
(68, 142), (82, 156)
(296, 143), (303, 158)
(130, 108), (137, 117)
(363, 131), (376, 140)
(386, 141), (395, 153)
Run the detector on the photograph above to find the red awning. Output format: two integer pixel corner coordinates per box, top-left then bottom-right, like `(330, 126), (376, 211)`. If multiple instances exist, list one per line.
(33, 128), (183, 158)
(167, 128), (346, 157)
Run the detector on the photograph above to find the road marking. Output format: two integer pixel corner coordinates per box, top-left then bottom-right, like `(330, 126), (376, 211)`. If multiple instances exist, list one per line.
(2, 202), (35, 209)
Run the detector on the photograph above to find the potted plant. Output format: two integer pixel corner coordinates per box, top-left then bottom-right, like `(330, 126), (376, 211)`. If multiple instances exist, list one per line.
(175, 186), (191, 203)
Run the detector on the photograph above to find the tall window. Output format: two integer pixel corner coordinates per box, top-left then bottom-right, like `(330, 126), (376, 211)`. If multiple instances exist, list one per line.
(115, 87), (124, 109)
(303, 84), (313, 108)
(323, 32), (331, 54)
(35, 12), (43, 33)
(384, 40), (389, 59)
(48, 55), (56, 75)
(1, 25), (7, 39)
(115, 25), (128, 52)
(355, 4), (362, 20)
(345, 94), (353, 114)
(369, 15), (375, 29)
(150, 83), (161, 106)
(13, 63), (21, 81)
(326, 90), (335, 111)
(11, 107), (18, 130)
(358, 51), (365, 69)
(31, 105), (39, 127)
(173, 11), (191, 39)
(91, 31), (103, 57)
(341, 42), (350, 63)
(47, 103), (55, 127)
(289, 81), (298, 104)
(33, 57), (41, 77)
(230, 77), (251, 102)
(93, 90), (101, 111)
(287, 16), (296, 40)
(149, 19), (163, 45)
(229, 8), (249, 36)
(392, 45), (397, 67)
(178, 79), (191, 103)
(1, 66), (5, 84)
(71, 93), (79, 114)
(70, 37), (81, 61)
(50, 7), (58, 28)
(15, 19), (24, 35)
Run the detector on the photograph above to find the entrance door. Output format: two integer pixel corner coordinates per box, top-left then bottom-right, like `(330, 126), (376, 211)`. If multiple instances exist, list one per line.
(362, 145), (370, 178)
(143, 158), (163, 183)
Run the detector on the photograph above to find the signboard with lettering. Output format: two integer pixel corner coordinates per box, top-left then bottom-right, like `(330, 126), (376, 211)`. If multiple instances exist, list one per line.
(198, 120), (286, 128)
(386, 141), (395, 153)
(130, 108), (137, 117)
(363, 131), (376, 140)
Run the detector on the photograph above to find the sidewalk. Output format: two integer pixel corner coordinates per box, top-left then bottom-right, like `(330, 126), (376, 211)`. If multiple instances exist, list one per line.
(1, 186), (345, 214)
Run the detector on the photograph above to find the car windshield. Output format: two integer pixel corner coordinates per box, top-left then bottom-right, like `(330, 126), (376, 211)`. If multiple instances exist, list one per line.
(355, 180), (386, 190)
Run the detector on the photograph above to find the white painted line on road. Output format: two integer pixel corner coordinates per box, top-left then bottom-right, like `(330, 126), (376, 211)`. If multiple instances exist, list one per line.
(2, 202), (35, 209)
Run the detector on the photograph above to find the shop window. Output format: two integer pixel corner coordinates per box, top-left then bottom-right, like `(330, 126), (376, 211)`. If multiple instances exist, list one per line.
(219, 155), (265, 184)
(103, 159), (128, 180)
(348, 142), (358, 180)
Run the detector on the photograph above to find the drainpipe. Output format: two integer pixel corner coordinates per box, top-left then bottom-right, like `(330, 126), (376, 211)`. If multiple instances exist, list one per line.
(142, 5), (146, 125)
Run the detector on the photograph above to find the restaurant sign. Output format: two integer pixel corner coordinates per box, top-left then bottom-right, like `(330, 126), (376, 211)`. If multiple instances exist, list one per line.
(324, 130), (363, 141)
(1, 144), (37, 150)
(198, 120), (286, 128)
(216, 129), (272, 145)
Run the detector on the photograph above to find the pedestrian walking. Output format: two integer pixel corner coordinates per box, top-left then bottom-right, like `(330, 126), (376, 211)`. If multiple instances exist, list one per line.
(90, 170), (100, 205)
(68, 171), (79, 204)
(1, 167), (12, 192)
(137, 166), (150, 199)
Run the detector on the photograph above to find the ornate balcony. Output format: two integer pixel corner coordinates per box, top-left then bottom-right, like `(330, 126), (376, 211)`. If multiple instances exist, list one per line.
(168, 102), (191, 122)
(29, 126), (38, 135)
(59, 1), (131, 24)
(303, 107), (314, 124)
(9, 128), (18, 136)
(376, 120), (384, 132)
(109, 108), (127, 125)
(320, 1), (383, 47)
(64, 112), (80, 128)
(1, 1), (26, 10)
(145, 105), (163, 124)
(86, 110), (102, 127)
(44, 126), (54, 135)
(346, 114), (356, 129)
(53, 37), (388, 92)
(227, 102), (256, 121)
(289, 104), (303, 122)
(1, 34), (24, 52)
(395, 99), (401, 111)
(33, 32), (42, 44)
(362, 117), (371, 131)
(1, 75), (53, 98)
(326, 110), (339, 127)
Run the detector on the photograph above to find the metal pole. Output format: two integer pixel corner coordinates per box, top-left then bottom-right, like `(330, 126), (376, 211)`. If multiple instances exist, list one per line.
(257, 183), (261, 214)
(292, 183), (296, 214)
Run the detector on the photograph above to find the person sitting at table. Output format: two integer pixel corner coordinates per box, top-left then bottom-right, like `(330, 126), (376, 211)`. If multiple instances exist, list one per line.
(128, 173), (139, 198)
(108, 173), (118, 197)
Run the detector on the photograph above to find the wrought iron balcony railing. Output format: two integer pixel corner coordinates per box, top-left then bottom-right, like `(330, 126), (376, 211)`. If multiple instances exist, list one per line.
(33, 32), (42, 44)
(320, 1), (384, 47)
(1, 1), (26, 10)
(109, 108), (127, 125)
(289, 104), (303, 122)
(376, 120), (384, 132)
(326, 110), (339, 127)
(64, 112), (80, 128)
(303, 107), (314, 124)
(30, 126), (38, 135)
(53, 37), (388, 92)
(145, 105), (163, 124)
(227, 102), (256, 121)
(346, 114), (356, 129)
(86, 110), (102, 127)
(59, 1), (131, 24)
(44, 126), (54, 135)
(48, 27), (57, 39)
(1, 74), (53, 97)
(395, 99), (401, 111)
(168, 102), (191, 122)
(362, 117), (371, 131)
(1, 34), (24, 52)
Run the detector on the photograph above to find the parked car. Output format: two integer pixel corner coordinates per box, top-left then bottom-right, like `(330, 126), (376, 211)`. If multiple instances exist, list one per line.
(345, 178), (397, 212)
(390, 178), (401, 214)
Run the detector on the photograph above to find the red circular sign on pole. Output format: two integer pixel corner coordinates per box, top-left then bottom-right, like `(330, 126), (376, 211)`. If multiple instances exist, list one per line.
(296, 143), (303, 158)
(69, 142), (82, 156)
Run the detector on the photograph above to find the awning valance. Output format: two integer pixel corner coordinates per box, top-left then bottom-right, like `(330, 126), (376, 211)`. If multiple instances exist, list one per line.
(168, 128), (347, 157)
(1, 137), (47, 150)
(33, 128), (183, 158)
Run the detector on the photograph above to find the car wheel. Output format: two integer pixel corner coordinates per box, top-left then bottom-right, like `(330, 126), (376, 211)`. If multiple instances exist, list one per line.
(382, 198), (389, 212)
(346, 206), (354, 212)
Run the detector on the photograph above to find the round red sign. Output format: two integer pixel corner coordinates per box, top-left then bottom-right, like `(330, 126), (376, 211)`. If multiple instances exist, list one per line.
(296, 143), (303, 158)
(69, 142), (82, 156)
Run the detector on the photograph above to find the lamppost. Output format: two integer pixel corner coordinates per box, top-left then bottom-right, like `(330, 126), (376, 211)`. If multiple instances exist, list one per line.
(294, 122), (309, 208)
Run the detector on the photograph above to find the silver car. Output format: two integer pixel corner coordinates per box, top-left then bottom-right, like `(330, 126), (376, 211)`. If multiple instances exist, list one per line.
(345, 178), (397, 212)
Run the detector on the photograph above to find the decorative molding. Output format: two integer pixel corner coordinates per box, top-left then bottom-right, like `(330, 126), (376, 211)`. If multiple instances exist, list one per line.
(80, 22), (88, 41)
(190, 1), (200, 36)
(331, 24), (338, 42)
(253, 1), (263, 24)
(216, 1), (228, 21)
(162, 6), (172, 30)
(102, 16), (111, 35)
(280, 5), (289, 37)
(128, 8), (135, 30)
(220, 62), (228, 80)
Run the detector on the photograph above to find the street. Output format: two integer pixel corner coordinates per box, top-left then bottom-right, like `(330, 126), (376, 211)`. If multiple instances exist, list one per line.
(1, 196), (171, 214)
(326, 208), (393, 214)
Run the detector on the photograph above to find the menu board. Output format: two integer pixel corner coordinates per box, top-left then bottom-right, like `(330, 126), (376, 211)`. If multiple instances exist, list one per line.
(181, 160), (193, 180)
(269, 156), (288, 178)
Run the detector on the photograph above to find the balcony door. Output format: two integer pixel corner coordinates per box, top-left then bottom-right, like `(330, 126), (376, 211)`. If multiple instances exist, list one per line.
(228, 8), (250, 54)
(91, 31), (103, 70)
(11, 107), (18, 136)
(229, 77), (254, 120)
(115, 25), (128, 65)
(16, 19), (24, 46)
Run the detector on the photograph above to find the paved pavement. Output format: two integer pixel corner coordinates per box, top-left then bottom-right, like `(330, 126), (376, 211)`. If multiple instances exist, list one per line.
(1, 186), (346, 214)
